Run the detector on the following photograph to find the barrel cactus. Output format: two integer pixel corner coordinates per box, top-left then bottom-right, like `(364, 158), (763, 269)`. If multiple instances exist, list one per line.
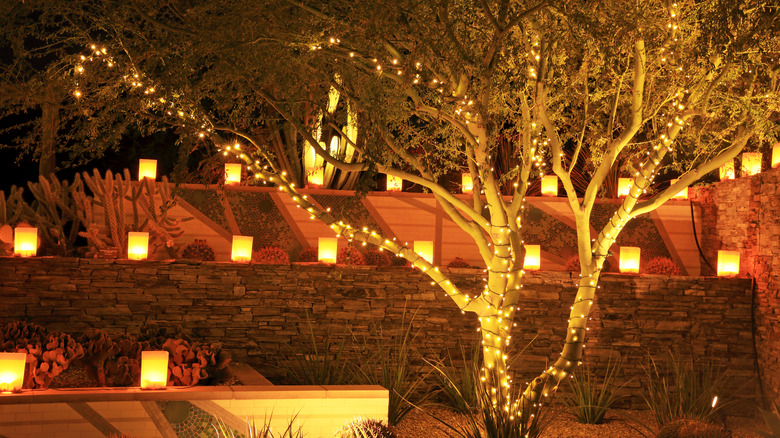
(252, 246), (290, 264)
(181, 239), (216, 261)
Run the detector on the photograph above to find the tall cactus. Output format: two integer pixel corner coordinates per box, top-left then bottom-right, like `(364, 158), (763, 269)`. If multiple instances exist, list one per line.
(77, 169), (187, 258)
(24, 175), (84, 256)
(135, 176), (187, 258)
(77, 169), (139, 256)
(0, 186), (27, 255)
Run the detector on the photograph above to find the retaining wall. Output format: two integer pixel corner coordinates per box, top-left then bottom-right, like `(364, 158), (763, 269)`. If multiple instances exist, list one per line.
(0, 258), (758, 408)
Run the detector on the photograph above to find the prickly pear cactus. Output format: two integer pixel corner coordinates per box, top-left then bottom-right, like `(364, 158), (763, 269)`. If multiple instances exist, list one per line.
(79, 329), (120, 387)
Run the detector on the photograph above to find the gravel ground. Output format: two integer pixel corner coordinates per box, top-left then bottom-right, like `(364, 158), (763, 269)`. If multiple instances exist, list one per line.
(395, 406), (769, 438)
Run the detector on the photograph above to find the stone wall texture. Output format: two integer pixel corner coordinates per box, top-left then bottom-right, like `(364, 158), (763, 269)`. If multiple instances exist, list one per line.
(692, 166), (780, 407)
(0, 258), (758, 408)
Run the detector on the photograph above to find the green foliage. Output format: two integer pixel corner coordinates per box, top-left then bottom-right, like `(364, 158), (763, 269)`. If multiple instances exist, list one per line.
(334, 417), (396, 438)
(563, 354), (629, 424)
(759, 402), (780, 438)
(252, 246), (291, 264)
(654, 418), (729, 438)
(278, 313), (353, 386)
(642, 353), (733, 428)
(181, 239), (216, 261)
(354, 310), (431, 426)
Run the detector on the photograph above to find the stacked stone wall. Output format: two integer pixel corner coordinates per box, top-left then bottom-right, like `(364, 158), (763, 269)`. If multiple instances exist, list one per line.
(692, 166), (780, 406)
(0, 258), (757, 408)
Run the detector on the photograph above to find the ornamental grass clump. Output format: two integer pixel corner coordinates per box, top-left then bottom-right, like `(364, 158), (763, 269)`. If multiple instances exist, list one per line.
(654, 417), (730, 438)
(426, 365), (554, 438)
(278, 313), (353, 386)
(563, 353), (629, 424)
(432, 343), (480, 414)
(354, 309), (431, 426)
(760, 402), (780, 438)
(214, 414), (303, 438)
(642, 352), (733, 429)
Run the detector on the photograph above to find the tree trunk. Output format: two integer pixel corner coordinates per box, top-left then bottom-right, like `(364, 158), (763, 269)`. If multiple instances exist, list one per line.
(39, 83), (59, 177)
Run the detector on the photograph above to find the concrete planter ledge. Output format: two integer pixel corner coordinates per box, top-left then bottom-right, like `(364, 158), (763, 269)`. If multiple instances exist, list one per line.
(0, 385), (389, 438)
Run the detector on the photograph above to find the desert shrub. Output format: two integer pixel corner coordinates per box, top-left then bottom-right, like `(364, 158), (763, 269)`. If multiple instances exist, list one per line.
(335, 417), (396, 438)
(643, 353), (733, 428)
(654, 417), (729, 438)
(252, 246), (290, 264)
(181, 239), (216, 261)
(297, 246), (318, 262)
(645, 257), (682, 275)
(447, 257), (471, 268)
(365, 249), (392, 266)
(390, 254), (409, 266)
(566, 255), (613, 272)
(337, 246), (366, 265)
(563, 354), (628, 424)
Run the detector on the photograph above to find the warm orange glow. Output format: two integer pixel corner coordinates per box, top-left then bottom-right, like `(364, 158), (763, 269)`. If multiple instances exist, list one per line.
(617, 178), (632, 198)
(741, 152), (762, 176)
(541, 176), (558, 197)
(386, 175), (403, 192)
(140, 351), (169, 390)
(307, 166), (324, 187)
(127, 232), (149, 260)
(138, 159), (157, 181)
(523, 245), (540, 270)
(13, 227), (37, 257)
(225, 163), (242, 185)
(461, 174), (473, 194)
(231, 235), (253, 262)
(772, 143), (780, 169)
(0, 352), (26, 393)
(318, 237), (338, 263)
(619, 246), (641, 273)
(719, 160), (735, 180)
(414, 241), (433, 264)
(670, 178), (688, 200)
(717, 250), (740, 277)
